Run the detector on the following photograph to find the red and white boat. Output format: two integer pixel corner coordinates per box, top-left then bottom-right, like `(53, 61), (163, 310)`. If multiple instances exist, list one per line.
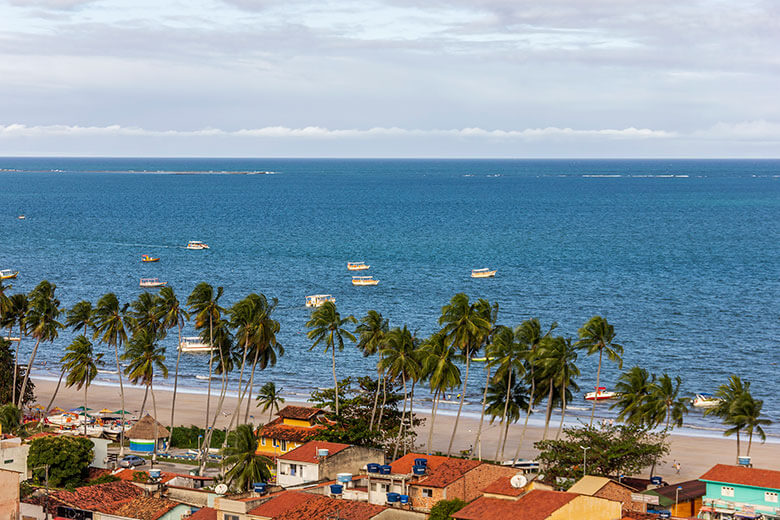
(584, 387), (616, 401)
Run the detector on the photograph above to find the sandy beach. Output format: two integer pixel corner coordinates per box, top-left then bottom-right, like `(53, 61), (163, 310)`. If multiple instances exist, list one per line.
(32, 377), (780, 483)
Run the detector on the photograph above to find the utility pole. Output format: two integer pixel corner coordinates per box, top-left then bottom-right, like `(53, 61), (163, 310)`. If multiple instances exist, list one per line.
(30, 465), (50, 519)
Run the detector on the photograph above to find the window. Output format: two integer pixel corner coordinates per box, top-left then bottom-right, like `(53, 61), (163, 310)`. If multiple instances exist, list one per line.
(721, 486), (735, 497)
(281, 440), (287, 451)
(261, 438), (266, 446)
(291, 464), (297, 476)
(422, 488), (433, 498)
(273, 439), (278, 447)
(766, 492), (779, 503)
(225, 515), (239, 520)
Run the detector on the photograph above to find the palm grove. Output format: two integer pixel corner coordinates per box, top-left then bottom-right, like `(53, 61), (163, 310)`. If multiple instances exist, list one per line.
(0, 280), (772, 490)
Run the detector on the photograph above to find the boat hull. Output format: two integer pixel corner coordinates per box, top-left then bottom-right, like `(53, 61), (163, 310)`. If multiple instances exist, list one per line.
(0, 271), (19, 280)
(584, 392), (616, 401)
(352, 280), (379, 286)
(471, 270), (496, 278)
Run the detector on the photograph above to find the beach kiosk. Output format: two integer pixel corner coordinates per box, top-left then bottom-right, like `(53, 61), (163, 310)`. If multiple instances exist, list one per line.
(125, 414), (170, 453)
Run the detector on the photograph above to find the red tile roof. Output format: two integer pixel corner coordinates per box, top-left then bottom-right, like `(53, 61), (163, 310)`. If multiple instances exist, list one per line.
(278, 441), (351, 463)
(452, 489), (579, 520)
(414, 458), (482, 488)
(188, 507), (217, 520)
(258, 417), (325, 442)
(389, 453), (454, 474)
(248, 490), (386, 520)
(113, 468), (177, 484)
(700, 464), (780, 490)
(110, 496), (180, 520)
(276, 405), (325, 421)
(482, 476), (526, 497)
(43, 481), (143, 512)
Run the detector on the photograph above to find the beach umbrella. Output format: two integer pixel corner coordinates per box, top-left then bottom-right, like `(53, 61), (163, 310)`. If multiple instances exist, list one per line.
(70, 406), (93, 412)
(30, 404), (45, 411)
(98, 408), (114, 414)
(49, 407), (66, 414)
(112, 410), (133, 415)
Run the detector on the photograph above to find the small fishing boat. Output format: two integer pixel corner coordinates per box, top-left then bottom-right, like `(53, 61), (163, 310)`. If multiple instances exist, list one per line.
(352, 276), (379, 286)
(471, 357), (495, 362)
(0, 269), (19, 280)
(693, 393), (720, 408)
(305, 294), (336, 307)
(17, 215), (25, 220)
(347, 261), (370, 271)
(195, 375), (212, 381)
(84, 425), (105, 437)
(141, 255), (160, 262)
(186, 241), (209, 250)
(179, 336), (215, 353)
(471, 268), (497, 278)
(584, 387), (616, 401)
(140, 278), (167, 288)
(2, 336), (21, 342)
(47, 413), (81, 426)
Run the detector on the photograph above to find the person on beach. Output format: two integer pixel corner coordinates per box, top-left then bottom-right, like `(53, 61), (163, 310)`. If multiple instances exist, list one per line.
(674, 460), (681, 474)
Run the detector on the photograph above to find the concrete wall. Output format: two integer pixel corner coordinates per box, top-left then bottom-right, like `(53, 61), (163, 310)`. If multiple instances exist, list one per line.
(0, 469), (20, 520)
(91, 438), (111, 469)
(373, 509), (428, 519)
(0, 438), (29, 482)
(409, 463), (518, 512)
(20, 502), (44, 520)
(276, 461), (319, 487)
(549, 495), (622, 520)
(320, 447), (385, 481)
(166, 486), (217, 508)
(594, 480), (646, 513)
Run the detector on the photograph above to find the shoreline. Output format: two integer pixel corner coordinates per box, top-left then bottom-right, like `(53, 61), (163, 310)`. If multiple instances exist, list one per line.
(30, 377), (780, 482)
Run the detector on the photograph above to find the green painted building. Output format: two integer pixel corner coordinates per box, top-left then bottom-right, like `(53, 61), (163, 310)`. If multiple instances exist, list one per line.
(698, 464), (780, 519)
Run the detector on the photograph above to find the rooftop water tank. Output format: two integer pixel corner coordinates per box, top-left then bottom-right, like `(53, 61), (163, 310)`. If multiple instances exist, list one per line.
(337, 473), (352, 483)
(367, 463), (380, 473)
(253, 482), (267, 494)
(414, 458), (427, 467)
(399, 495), (410, 505)
(380, 465), (392, 475)
(738, 456), (752, 467)
(412, 465), (426, 475)
(317, 448), (330, 458)
(149, 469), (161, 479)
(330, 484), (343, 495)
(386, 492), (400, 503)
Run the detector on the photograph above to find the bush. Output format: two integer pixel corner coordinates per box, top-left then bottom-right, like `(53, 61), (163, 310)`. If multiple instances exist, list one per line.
(169, 425), (225, 449)
(84, 474), (120, 486)
(28, 435), (93, 488)
(429, 498), (468, 520)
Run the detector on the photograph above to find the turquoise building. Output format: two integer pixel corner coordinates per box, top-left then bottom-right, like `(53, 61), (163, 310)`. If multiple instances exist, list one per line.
(698, 464), (780, 519)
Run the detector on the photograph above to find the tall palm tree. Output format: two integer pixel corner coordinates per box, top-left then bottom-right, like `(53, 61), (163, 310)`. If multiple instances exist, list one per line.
(223, 423), (272, 492)
(129, 292), (163, 338)
(187, 282), (224, 469)
(61, 335), (103, 436)
(355, 310), (389, 431)
(93, 293), (130, 454)
(419, 332), (461, 455)
(485, 372), (528, 460)
(255, 381), (285, 423)
(202, 319), (235, 472)
(156, 287), (189, 444)
(2, 293), (28, 407)
(379, 325), (421, 460)
(611, 366), (654, 425)
(123, 328), (168, 462)
(512, 317), (557, 463)
(306, 301), (357, 416)
(534, 335), (580, 441)
(728, 392), (771, 456)
(575, 316), (623, 427)
(706, 375), (751, 459)
(486, 325), (524, 460)
(43, 300), (95, 417)
(645, 373), (688, 432)
(471, 300), (498, 460)
(19, 281), (63, 409)
(242, 301), (282, 423)
(438, 293), (491, 457)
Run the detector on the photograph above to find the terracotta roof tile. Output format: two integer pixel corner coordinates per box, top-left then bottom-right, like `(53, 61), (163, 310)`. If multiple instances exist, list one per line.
(452, 489), (579, 520)
(482, 476), (526, 497)
(248, 490), (385, 519)
(110, 496), (180, 520)
(700, 464), (780, 490)
(276, 405), (325, 420)
(113, 468), (177, 484)
(278, 441), (351, 464)
(388, 453), (454, 475)
(45, 481), (143, 512)
(414, 458), (482, 488)
(257, 421), (324, 443)
(188, 507), (217, 520)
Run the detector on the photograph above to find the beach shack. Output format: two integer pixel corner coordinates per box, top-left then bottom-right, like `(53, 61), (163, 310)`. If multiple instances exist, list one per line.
(125, 414), (170, 453)
(698, 464), (780, 519)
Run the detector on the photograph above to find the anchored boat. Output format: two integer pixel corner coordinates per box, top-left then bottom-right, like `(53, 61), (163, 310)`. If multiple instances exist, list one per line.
(352, 276), (379, 286)
(186, 241), (209, 250)
(179, 336), (215, 353)
(584, 387), (616, 401)
(693, 393), (720, 408)
(141, 255), (160, 262)
(0, 269), (19, 280)
(471, 268), (497, 278)
(139, 278), (167, 288)
(306, 294), (336, 307)
(347, 261), (370, 271)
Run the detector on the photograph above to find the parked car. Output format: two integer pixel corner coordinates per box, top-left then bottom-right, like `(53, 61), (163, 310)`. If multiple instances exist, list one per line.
(119, 455), (146, 468)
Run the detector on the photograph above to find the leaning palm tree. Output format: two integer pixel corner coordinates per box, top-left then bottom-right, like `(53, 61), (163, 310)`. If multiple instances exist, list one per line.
(202, 319), (236, 473)
(355, 310), (389, 431)
(223, 423), (272, 492)
(156, 287), (189, 444)
(93, 293), (130, 454)
(728, 391), (771, 456)
(471, 299), (498, 460)
(486, 325), (524, 460)
(645, 373), (688, 432)
(19, 281), (63, 409)
(706, 375), (751, 459)
(242, 299), (282, 423)
(61, 335), (103, 436)
(575, 316), (623, 426)
(419, 331), (461, 455)
(438, 293), (492, 457)
(485, 372), (528, 460)
(306, 301), (357, 416)
(255, 381), (285, 423)
(2, 293), (28, 406)
(610, 366), (654, 425)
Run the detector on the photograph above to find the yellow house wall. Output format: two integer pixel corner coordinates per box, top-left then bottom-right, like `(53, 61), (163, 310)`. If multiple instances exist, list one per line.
(549, 495), (622, 520)
(671, 497), (702, 518)
(282, 418), (312, 427)
(255, 438), (301, 456)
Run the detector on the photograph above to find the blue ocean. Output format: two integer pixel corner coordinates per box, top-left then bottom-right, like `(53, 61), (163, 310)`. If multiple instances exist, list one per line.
(1, 158), (778, 434)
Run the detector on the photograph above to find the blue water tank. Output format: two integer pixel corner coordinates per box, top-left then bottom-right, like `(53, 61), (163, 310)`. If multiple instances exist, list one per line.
(330, 484), (343, 495)
(253, 482), (267, 493)
(650, 476), (663, 486)
(367, 463), (380, 473)
(412, 465), (426, 475)
(386, 492), (400, 503)
(658, 511), (671, 519)
(399, 495), (409, 504)
(380, 465), (392, 475)
(414, 458), (427, 467)
(149, 469), (161, 479)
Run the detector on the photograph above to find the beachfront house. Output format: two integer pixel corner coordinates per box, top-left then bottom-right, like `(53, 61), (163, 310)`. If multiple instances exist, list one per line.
(698, 464), (780, 519)
(642, 479), (705, 518)
(0, 468), (20, 520)
(275, 440), (384, 488)
(0, 436), (29, 482)
(568, 475), (647, 514)
(452, 488), (623, 520)
(255, 405), (327, 459)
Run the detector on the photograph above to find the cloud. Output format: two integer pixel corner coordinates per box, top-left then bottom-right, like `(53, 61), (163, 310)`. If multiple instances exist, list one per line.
(8, 0), (98, 10)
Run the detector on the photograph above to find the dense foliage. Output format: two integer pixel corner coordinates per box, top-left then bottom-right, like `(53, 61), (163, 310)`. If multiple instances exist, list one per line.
(28, 435), (94, 488)
(223, 423), (272, 492)
(534, 423), (669, 485)
(429, 498), (468, 519)
(170, 425), (226, 449)
(0, 339), (35, 407)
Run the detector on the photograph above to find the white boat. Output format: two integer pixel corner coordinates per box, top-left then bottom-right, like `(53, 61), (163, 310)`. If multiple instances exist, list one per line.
(2, 336), (21, 342)
(0, 269), (19, 280)
(693, 393), (720, 408)
(179, 336), (215, 353)
(352, 276), (379, 286)
(97, 369), (119, 375)
(17, 215), (25, 220)
(47, 413), (82, 426)
(195, 375), (212, 381)
(584, 387), (616, 401)
(305, 294), (335, 307)
(85, 425), (105, 437)
(471, 268), (497, 278)
(347, 261), (370, 271)
(186, 241), (210, 250)
(140, 278), (167, 288)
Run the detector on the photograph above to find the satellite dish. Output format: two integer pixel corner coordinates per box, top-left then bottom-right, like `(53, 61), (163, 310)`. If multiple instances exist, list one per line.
(215, 483), (228, 495)
(510, 474), (527, 489)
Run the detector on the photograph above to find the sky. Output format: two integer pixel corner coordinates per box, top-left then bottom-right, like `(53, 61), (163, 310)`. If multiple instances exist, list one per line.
(0, 0), (778, 157)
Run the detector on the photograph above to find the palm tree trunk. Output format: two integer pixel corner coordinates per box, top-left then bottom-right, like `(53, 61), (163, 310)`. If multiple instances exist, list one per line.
(114, 343), (127, 457)
(232, 338), (251, 422)
(447, 347), (470, 457)
(11, 331), (21, 406)
(332, 344), (339, 416)
(497, 370), (512, 461)
(512, 366), (535, 465)
(140, 385), (149, 415)
(747, 430), (753, 456)
(736, 429), (741, 461)
(200, 316), (217, 472)
(169, 320), (183, 445)
(427, 389), (439, 455)
(393, 374), (407, 460)
(473, 365), (491, 460)
(17, 337), (41, 410)
(244, 347), (260, 422)
(377, 376), (388, 428)
(589, 349), (603, 427)
(406, 381), (415, 457)
(369, 369), (382, 431)
(84, 381), (88, 437)
(501, 414), (511, 459)
(556, 379), (566, 440)
(542, 378), (554, 440)
(202, 364), (228, 474)
(43, 369), (66, 418)
(151, 382), (159, 465)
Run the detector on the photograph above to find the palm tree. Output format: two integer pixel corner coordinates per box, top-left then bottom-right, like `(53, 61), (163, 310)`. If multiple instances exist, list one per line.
(2, 293), (28, 407)
(534, 335), (580, 441)
(575, 316), (623, 427)
(471, 300), (498, 460)
(242, 299), (282, 423)
(123, 328), (168, 462)
(379, 325), (421, 460)
(306, 301), (357, 416)
(645, 373), (688, 432)
(706, 375), (751, 459)
(61, 335), (103, 436)
(255, 381), (285, 423)
(419, 332), (461, 455)
(486, 325), (524, 460)
(438, 293), (492, 457)
(93, 292), (130, 454)
(223, 423), (272, 492)
(202, 319), (236, 472)
(19, 281), (62, 409)
(355, 310), (389, 431)
(485, 372), (528, 460)
(187, 282), (224, 469)
(156, 287), (189, 444)
(728, 392), (771, 456)
(611, 366), (654, 425)
(129, 292), (163, 338)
